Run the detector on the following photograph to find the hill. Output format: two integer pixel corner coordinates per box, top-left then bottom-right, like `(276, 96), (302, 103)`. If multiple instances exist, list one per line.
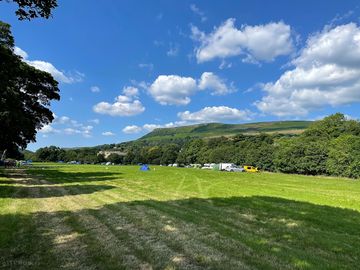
(140, 121), (312, 141)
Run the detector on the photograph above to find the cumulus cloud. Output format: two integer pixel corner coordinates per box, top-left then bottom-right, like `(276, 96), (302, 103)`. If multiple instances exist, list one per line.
(191, 19), (294, 63)
(14, 47), (84, 84)
(256, 23), (360, 116)
(198, 72), (236, 95)
(178, 106), (252, 123)
(93, 99), (144, 116)
(149, 75), (198, 105)
(38, 124), (59, 134)
(122, 86), (139, 97)
(102, 131), (115, 136)
(93, 86), (145, 116)
(148, 72), (235, 105)
(122, 125), (143, 134)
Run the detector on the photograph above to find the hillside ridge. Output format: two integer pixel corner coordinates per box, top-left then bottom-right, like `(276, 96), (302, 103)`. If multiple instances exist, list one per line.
(140, 120), (312, 141)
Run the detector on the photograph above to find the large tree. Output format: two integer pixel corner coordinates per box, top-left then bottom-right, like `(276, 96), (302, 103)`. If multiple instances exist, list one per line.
(0, 21), (60, 156)
(0, 0), (58, 20)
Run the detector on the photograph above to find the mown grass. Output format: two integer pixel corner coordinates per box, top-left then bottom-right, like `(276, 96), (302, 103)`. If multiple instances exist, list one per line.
(0, 164), (360, 269)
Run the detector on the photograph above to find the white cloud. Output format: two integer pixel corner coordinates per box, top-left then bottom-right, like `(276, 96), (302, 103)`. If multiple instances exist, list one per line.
(14, 46), (28, 59)
(192, 19), (294, 63)
(122, 125), (143, 134)
(93, 90), (145, 116)
(102, 131), (115, 136)
(64, 128), (81, 135)
(53, 116), (71, 125)
(91, 86), (100, 93)
(142, 124), (163, 131)
(149, 75), (198, 105)
(178, 106), (252, 122)
(38, 124), (59, 134)
(81, 125), (93, 138)
(63, 125), (93, 138)
(122, 86), (139, 97)
(143, 121), (187, 131)
(148, 72), (234, 105)
(256, 23), (360, 116)
(125, 106), (252, 134)
(123, 121), (189, 134)
(41, 115), (94, 137)
(93, 99), (145, 116)
(14, 47), (84, 84)
(198, 72), (236, 95)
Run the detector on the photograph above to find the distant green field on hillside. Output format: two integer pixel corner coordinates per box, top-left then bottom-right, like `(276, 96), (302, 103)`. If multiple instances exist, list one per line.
(140, 121), (312, 141)
(1, 164), (359, 269)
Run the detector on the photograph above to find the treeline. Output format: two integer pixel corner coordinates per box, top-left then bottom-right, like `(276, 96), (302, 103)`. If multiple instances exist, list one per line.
(27, 113), (360, 178)
(25, 146), (105, 164)
(275, 113), (360, 178)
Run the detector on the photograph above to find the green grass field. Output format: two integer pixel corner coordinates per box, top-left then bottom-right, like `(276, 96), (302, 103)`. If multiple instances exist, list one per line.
(1, 164), (360, 269)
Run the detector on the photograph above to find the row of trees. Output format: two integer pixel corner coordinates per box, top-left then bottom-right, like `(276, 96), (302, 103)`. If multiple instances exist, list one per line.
(274, 113), (360, 178)
(28, 114), (360, 179)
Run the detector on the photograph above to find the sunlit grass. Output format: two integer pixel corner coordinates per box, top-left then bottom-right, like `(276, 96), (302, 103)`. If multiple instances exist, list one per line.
(1, 164), (359, 269)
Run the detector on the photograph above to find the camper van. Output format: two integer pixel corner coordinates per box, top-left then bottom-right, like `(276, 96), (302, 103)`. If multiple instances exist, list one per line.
(219, 163), (235, 171)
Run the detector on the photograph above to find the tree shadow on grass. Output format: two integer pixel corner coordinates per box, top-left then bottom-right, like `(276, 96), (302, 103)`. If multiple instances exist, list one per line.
(0, 184), (116, 198)
(2, 168), (123, 185)
(0, 196), (359, 269)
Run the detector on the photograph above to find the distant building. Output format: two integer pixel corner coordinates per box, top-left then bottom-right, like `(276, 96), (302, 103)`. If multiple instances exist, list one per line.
(97, 150), (127, 158)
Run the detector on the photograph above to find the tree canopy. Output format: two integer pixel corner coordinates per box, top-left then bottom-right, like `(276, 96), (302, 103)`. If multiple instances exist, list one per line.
(0, 0), (58, 20)
(0, 21), (60, 155)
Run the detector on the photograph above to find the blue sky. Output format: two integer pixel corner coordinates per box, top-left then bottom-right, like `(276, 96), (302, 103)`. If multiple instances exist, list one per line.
(1, 0), (360, 151)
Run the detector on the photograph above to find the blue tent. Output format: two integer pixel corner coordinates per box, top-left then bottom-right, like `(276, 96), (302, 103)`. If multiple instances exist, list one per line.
(140, 164), (150, 171)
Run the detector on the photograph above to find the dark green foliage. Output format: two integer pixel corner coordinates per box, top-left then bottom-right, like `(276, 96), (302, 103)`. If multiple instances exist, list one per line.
(0, 21), (60, 154)
(275, 114), (360, 177)
(106, 154), (123, 164)
(35, 146), (65, 162)
(327, 135), (360, 178)
(275, 138), (328, 175)
(1, 0), (58, 20)
(160, 144), (180, 165)
(96, 154), (106, 164)
(304, 113), (360, 139)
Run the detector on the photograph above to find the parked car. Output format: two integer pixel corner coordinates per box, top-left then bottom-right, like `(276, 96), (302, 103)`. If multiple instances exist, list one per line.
(218, 163), (235, 171)
(225, 165), (244, 172)
(243, 165), (259, 172)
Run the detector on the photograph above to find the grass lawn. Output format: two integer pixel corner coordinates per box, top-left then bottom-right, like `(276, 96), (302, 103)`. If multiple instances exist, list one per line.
(1, 164), (360, 269)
